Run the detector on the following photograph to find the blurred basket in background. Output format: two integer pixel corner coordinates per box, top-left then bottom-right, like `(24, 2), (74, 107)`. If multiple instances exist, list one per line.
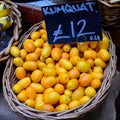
(0, 0), (22, 63)
(2, 21), (117, 120)
(96, 0), (120, 28)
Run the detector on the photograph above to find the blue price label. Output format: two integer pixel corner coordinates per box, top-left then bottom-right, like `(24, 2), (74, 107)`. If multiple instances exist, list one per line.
(41, 0), (102, 44)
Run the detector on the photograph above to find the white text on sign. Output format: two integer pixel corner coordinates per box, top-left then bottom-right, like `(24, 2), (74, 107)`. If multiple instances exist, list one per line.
(42, 2), (96, 15)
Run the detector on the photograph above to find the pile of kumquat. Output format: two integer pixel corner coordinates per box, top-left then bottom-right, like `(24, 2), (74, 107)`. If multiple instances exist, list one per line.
(10, 21), (110, 112)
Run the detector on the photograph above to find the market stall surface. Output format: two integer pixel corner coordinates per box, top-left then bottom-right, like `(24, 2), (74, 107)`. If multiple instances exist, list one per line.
(0, 61), (119, 120)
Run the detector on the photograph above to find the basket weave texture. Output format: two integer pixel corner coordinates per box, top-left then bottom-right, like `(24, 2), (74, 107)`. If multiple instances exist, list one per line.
(2, 22), (117, 120)
(0, 0), (22, 62)
(98, 0), (120, 28)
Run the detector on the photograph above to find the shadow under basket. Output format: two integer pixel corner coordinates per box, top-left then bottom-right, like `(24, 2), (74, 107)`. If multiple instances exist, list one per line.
(0, 0), (22, 63)
(2, 22), (117, 120)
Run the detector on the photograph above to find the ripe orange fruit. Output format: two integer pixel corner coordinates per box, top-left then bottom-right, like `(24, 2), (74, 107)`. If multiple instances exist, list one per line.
(58, 72), (69, 84)
(94, 58), (106, 68)
(31, 69), (43, 83)
(66, 79), (79, 91)
(85, 86), (96, 98)
(39, 28), (46, 35)
(42, 67), (56, 77)
(59, 58), (73, 70)
(25, 99), (35, 108)
(56, 67), (67, 75)
(26, 53), (39, 61)
(43, 91), (60, 105)
(68, 100), (80, 109)
(43, 87), (55, 95)
(84, 49), (97, 59)
(91, 78), (101, 89)
(41, 46), (51, 58)
(71, 87), (84, 100)
(46, 62), (55, 69)
(19, 49), (27, 59)
(18, 77), (31, 89)
(10, 45), (20, 57)
(77, 42), (88, 52)
(41, 76), (57, 88)
(39, 56), (46, 62)
(88, 68), (93, 74)
(25, 87), (37, 100)
(77, 60), (91, 73)
(91, 71), (103, 80)
(98, 49), (110, 61)
(34, 47), (42, 57)
(17, 90), (27, 102)
(70, 47), (79, 57)
(13, 57), (24, 67)
(79, 96), (91, 105)
(68, 67), (80, 79)
(61, 52), (69, 59)
(35, 100), (45, 110)
(40, 104), (55, 112)
(63, 44), (71, 52)
(64, 89), (72, 97)
(98, 33), (109, 50)
(23, 61), (38, 71)
(93, 66), (103, 73)
(41, 32), (48, 42)
(30, 83), (44, 93)
(55, 104), (68, 112)
(15, 66), (26, 79)
(37, 61), (46, 70)
(59, 94), (71, 104)
(89, 41), (98, 49)
(34, 38), (44, 48)
(46, 57), (55, 64)
(79, 73), (92, 87)
(35, 94), (43, 102)
(30, 31), (41, 40)
(43, 41), (52, 47)
(86, 59), (94, 67)
(46, 63), (55, 69)
(51, 47), (62, 61)
(70, 56), (81, 66)
(54, 83), (65, 94)
(23, 39), (35, 53)
(55, 62), (60, 69)
(12, 83), (23, 94)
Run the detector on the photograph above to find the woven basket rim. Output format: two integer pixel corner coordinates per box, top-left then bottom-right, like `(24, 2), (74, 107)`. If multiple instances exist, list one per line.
(98, 0), (120, 7)
(110, 0), (120, 4)
(0, 0), (22, 62)
(2, 21), (117, 120)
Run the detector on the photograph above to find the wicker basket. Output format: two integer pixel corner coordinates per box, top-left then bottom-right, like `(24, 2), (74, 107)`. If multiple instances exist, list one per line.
(0, 0), (22, 62)
(98, 0), (120, 28)
(2, 21), (117, 120)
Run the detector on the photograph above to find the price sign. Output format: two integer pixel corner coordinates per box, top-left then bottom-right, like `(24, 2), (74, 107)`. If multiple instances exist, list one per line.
(41, 0), (102, 44)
